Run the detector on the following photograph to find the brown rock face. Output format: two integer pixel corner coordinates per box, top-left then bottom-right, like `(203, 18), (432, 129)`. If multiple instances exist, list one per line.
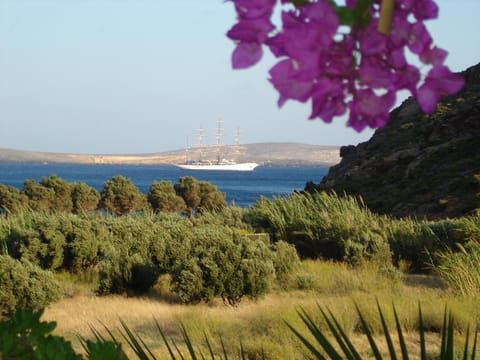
(314, 62), (480, 219)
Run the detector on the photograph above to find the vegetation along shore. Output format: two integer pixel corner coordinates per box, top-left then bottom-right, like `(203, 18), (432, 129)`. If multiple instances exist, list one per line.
(1, 63), (479, 359)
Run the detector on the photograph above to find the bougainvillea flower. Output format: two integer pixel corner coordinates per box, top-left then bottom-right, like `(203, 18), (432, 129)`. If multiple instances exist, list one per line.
(349, 90), (396, 131)
(232, 42), (264, 69)
(420, 46), (448, 66)
(226, 18), (274, 43)
(227, 0), (464, 131)
(417, 65), (465, 113)
(408, 21), (433, 54)
(309, 78), (347, 122)
(231, 0), (276, 19)
(358, 57), (395, 89)
(269, 59), (313, 106)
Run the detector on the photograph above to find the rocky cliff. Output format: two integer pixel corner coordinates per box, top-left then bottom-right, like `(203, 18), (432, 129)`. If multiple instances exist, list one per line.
(314, 62), (480, 219)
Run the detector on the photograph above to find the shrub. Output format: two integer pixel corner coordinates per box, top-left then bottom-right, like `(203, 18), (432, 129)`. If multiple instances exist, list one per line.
(434, 242), (480, 295)
(0, 255), (62, 314)
(170, 225), (276, 304)
(6, 214), (67, 270)
(147, 181), (186, 213)
(386, 218), (441, 272)
(99, 176), (148, 215)
(246, 191), (393, 267)
(63, 215), (110, 273)
(271, 240), (300, 286)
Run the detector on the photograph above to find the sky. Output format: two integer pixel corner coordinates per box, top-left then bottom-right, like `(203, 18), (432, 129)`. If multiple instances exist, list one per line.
(0, 0), (479, 154)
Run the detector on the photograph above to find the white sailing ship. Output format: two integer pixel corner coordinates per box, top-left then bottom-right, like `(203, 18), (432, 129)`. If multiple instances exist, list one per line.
(176, 123), (259, 172)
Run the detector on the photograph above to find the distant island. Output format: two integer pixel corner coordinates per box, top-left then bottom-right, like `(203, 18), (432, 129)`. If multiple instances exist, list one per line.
(0, 143), (340, 166)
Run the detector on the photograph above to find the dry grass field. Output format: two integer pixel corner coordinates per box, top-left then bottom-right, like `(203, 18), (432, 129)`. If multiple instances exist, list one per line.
(42, 260), (480, 359)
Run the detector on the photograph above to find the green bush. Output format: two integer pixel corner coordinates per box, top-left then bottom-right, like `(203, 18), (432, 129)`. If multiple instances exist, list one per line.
(63, 215), (110, 272)
(0, 308), (126, 359)
(6, 214), (67, 270)
(246, 192), (393, 267)
(429, 214), (480, 248)
(0, 255), (62, 314)
(170, 225), (276, 304)
(271, 240), (300, 286)
(434, 242), (480, 295)
(386, 218), (441, 272)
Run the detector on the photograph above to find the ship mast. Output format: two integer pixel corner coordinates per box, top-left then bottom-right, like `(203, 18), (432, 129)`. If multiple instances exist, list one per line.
(215, 119), (223, 164)
(234, 127), (241, 163)
(184, 137), (190, 164)
(196, 125), (205, 162)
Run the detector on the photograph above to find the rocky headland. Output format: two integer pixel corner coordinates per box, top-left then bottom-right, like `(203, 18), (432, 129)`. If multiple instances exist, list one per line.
(312, 62), (480, 219)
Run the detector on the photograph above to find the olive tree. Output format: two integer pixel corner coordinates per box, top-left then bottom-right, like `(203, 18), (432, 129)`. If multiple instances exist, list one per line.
(99, 176), (147, 215)
(147, 181), (186, 213)
(71, 182), (100, 214)
(0, 184), (28, 214)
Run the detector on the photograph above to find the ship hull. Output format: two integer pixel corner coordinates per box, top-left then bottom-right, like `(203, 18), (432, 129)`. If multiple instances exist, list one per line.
(176, 162), (259, 171)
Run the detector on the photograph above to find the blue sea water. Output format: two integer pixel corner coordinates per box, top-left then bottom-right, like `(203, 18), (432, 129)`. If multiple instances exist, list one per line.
(0, 163), (329, 207)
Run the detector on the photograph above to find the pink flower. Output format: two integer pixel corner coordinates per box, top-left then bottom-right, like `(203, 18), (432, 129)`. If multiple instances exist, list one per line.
(408, 22), (432, 54)
(232, 42), (264, 69)
(227, 18), (274, 44)
(309, 78), (347, 122)
(358, 57), (395, 89)
(269, 59), (313, 106)
(417, 66), (465, 113)
(230, 0), (276, 19)
(349, 90), (396, 131)
(226, 0), (461, 131)
(419, 46), (448, 66)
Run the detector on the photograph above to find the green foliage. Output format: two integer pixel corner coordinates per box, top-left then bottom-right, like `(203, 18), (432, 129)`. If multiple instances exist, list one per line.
(99, 175), (148, 215)
(174, 176), (201, 216)
(434, 242), (480, 295)
(271, 240), (300, 286)
(147, 180), (186, 213)
(385, 218), (441, 272)
(71, 182), (100, 214)
(40, 175), (74, 213)
(0, 255), (62, 314)
(288, 303), (479, 360)
(0, 308), (80, 359)
(170, 224), (276, 304)
(246, 191), (392, 267)
(22, 179), (55, 212)
(63, 214), (109, 272)
(0, 308), (127, 359)
(429, 214), (480, 248)
(6, 214), (68, 270)
(198, 180), (227, 213)
(0, 184), (28, 214)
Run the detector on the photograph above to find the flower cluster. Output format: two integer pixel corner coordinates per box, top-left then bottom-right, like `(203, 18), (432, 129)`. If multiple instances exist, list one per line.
(226, 0), (465, 131)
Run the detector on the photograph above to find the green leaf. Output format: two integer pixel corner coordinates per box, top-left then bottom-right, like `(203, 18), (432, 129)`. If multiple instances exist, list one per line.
(393, 305), (409, 360)
(289, 0), (309, 6)
(320, 306), (362, 359)
(353, 0), (372, 28)
(298, 309), (343, 359)
(418, 304), (427, 360)
(334, 6), (356, 26)
(463, 325), (471, 360)
(471, 326), (478, 360)
(376, 300), (397, 360)
(355, 303), (382, 360)
(155, 319), (177, 359)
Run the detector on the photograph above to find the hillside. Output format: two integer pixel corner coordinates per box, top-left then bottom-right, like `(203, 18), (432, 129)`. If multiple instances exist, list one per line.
(314, 62), (480, 219)
(0, 143), (340, 166)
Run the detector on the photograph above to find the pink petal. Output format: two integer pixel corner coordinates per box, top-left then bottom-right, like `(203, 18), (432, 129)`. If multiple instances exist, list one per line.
(232, 42), (263, 69)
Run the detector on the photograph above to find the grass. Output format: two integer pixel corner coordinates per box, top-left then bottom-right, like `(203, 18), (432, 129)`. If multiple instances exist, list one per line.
(42, 260), (480, 359)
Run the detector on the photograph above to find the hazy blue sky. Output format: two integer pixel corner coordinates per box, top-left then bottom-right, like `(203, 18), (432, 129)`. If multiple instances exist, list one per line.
(0, 0), (478, 154)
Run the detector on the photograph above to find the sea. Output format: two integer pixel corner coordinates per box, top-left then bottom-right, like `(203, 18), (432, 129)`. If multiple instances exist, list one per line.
(0, 163), (329, 207)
